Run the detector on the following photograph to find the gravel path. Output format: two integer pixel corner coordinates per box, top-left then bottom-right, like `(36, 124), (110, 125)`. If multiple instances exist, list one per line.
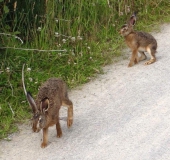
(1, 24), (170, 160)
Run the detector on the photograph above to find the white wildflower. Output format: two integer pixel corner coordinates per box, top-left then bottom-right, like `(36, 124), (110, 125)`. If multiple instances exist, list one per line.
(37, 27), (41, 31)
(55, 32), (60, 37)
(77, 36), (82, 41)
(87, 46), (91, 50)
(71, 51), (75, 56)
(126, 6), (130, 13)
(71, 37), (76, 42)
(27, 68), (31, 72)
(29, 77), (33, 82)
(62, 39), (66, 43)
(119, 12), (123, 16)
(6, 67), (10, 73)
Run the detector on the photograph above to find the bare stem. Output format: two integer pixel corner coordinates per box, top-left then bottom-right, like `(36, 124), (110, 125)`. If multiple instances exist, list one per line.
(0, 33), (23, 44)
(0, 47), (67, 52)
(8, 103), (15, 115)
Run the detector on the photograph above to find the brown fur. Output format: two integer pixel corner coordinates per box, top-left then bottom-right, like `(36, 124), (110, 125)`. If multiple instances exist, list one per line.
(35, 78), (73, 148)
(22, 65), (73, 148)
(120, 13), (157, 67)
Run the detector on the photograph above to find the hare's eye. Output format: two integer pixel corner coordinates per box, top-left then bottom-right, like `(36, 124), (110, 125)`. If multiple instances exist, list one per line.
(33, 114), (39, 119)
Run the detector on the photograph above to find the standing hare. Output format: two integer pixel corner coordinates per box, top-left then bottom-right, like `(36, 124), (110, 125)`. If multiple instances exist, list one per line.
(120, 12), (157, 67)
(22, 64), (73, 148)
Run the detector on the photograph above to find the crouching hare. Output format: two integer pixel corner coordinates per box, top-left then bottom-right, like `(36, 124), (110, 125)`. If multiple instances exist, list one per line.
(120, 12), (157, 67)
(22, 64), (73, 148)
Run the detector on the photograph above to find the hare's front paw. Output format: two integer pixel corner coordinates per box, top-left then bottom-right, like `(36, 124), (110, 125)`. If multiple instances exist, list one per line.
(67, 118), (73, 127)
(41, 142), (47, 148)
(128, 62), (133, 67)
(57, 130), (62, 138)
(134, 58), (139, 64)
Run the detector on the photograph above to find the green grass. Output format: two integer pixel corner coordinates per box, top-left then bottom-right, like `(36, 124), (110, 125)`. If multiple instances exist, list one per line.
(0, 0), (170, 139)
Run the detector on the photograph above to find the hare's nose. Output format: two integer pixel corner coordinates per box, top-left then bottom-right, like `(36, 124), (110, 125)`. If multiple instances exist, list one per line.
(35, 126), (41, 132)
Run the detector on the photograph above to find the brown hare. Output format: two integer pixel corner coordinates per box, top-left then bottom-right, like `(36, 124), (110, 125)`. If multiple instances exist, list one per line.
(120, 12), (157, 67)
(22, 64), (73, 148)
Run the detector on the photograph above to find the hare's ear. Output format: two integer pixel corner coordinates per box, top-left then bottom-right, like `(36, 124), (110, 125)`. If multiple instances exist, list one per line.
(40, 98), (49, 114)
(128, 13), (136, 26)
(27, 92), (38, 113)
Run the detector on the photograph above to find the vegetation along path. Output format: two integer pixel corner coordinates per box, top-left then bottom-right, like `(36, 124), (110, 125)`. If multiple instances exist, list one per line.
(0, 24), (170, 160)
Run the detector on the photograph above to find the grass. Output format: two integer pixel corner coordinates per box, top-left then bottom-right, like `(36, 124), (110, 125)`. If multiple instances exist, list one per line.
(0, 0), (170, 139)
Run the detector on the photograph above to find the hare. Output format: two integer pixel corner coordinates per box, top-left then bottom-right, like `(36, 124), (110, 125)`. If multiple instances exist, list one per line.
(120, 12), (157, 67)
(22, 64), (73, 148)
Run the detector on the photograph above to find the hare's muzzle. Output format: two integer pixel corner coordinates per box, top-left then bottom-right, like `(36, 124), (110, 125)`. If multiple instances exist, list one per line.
(36, 128), (41, 133)
(32, 125), (41, 133)
(32, 120), (41, 133)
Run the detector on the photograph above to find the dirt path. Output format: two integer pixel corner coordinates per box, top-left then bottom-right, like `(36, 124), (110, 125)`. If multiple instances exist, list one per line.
(1, 24), (170, 160)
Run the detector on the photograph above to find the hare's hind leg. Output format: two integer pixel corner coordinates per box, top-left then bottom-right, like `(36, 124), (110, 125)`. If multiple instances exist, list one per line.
(62, 99), (73, 127)
(139, 51), (147, 61)
(145, 47), (156, 65)
(56, 121), (62, 138)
